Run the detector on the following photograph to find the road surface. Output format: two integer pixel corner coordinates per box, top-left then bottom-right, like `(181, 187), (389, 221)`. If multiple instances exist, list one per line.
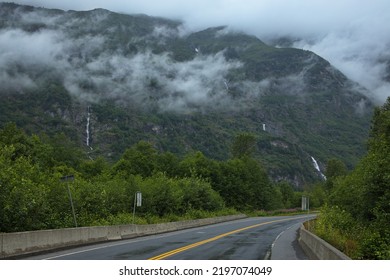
(23, 214), (315, 260)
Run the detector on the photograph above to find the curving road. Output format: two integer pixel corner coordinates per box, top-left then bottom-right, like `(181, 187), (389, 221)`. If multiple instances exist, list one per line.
(24, 214), (315, 260)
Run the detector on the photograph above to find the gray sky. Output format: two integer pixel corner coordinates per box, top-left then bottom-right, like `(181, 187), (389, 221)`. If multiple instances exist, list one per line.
(12, 0), (390, 37)
(8, 0), (390, 102)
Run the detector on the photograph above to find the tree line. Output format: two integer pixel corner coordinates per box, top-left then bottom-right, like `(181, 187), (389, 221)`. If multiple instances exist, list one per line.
(0, 126), (301, 233)
(308, 98), (390, 259)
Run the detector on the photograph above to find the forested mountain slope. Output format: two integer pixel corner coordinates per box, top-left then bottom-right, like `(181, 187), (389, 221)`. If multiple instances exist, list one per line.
(0, 2), (374, 186)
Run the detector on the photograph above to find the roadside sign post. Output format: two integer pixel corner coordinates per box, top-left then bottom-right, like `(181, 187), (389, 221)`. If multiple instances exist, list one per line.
(132, 191), (142, 224)
(60, 175), (77, 227)
(301, 196), (310, 212)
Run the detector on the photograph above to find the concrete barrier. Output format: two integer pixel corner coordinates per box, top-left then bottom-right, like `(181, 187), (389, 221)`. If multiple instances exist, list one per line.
(298, 224), (351, 260)
(0, 214), (246, 259)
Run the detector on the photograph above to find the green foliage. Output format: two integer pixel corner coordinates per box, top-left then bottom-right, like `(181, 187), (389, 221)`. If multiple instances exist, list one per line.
(275, 181), (296, 209)
(113, 141), (158, 178)
(359, 231), (390, 260)
(155, 151), (180, 177)
(179, 177), (225, 212)
(0, 145), (54, 231)
(231, 133), (257, 159)
(313, 205), (390, 260)
(178, 151), (221, 184)
(79, 157), (110, 179)
(330, 99), (390, 223)
(308, 183), (327, 208)
(215, 157), (274, 211)
(0, 125), (230, 231)
(313, 98), (390, 259)
(323, 158), (348, 193)
(312, 205), (363, 259)
(139, 174), (183, 217)
(0, 123), (33, 158)
(0, 122), (305, 232)
(325, 158), (348, 179)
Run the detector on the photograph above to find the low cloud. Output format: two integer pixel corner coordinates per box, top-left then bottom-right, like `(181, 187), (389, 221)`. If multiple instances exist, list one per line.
(3, 0), (390, 105)
(293, 25), (390, 104)
(0, 72), (36, 92)
(15, 0), (389, 103)
(0, 13), (246, 112)
(0, 28), (62, 67)
(0, 28), (63, 93)
(65, 50), (244, 111)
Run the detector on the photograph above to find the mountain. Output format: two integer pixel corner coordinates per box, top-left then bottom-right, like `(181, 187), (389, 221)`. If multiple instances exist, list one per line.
(0, 2), (374, 187)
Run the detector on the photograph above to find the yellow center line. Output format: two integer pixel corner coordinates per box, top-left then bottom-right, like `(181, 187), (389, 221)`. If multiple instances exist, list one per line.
(148, 215), (308, 260)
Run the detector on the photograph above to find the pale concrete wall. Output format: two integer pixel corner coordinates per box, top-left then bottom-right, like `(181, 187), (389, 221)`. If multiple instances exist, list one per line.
(0, 214), (246, 259)
(298, 224), (351, 260)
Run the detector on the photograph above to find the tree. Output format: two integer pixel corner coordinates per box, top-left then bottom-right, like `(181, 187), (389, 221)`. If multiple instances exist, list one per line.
(155, 151), (180, 177)
(178, 151), (221, 184)
(113, 141), (158, 178)
(325, 158), (348, 179)
(215, 157), (273, 210)
(324, 158), (348, 193)
(80, 156), (110, 180)
(0, 123), (56, 169)
(231, 133), (257, 159)
(47, 132), (84, 169)
(0, 145), (53, 232)
(179, 177), (224, 212)
(276, 181), (296, 208)
(309, 183), (326, 208)
(356, 98), (390, 223)
(325, 97), (390, 259)
(140, 174), (183, 217)
(0, 123), (34, 160)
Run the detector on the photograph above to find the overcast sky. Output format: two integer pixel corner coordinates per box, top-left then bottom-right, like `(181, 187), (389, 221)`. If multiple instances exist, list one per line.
(8, 0), (390, 102)
(11, 0), (390, 37)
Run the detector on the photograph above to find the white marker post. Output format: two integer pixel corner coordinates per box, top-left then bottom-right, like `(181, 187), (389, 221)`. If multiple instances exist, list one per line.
(301, 196), (310, 212)
(132, 191), (142, 224)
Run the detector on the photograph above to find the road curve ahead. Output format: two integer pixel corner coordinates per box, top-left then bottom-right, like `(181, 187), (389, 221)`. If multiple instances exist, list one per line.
(24, 214), (315, 260)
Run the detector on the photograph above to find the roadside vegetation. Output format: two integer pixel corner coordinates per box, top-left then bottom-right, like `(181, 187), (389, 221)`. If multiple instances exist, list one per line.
(0, 126), (303, 233)
(305, 98), (390, 259)
(2, 99), (388, 259)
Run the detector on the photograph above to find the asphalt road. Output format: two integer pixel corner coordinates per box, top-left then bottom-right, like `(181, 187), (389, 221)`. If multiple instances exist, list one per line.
(24, 214), (315, 260)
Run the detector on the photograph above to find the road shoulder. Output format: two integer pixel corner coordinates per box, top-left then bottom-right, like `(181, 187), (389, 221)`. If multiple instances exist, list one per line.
(270, 222), (308, 260)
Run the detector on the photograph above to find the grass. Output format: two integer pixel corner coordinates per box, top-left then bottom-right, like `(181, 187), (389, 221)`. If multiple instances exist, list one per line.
(305, 218), (361, 259)
(304, 207), (390, 260)
(88, 207), (310, 227)
(246, 208), (315, 217)
(90, 208), (241, 226)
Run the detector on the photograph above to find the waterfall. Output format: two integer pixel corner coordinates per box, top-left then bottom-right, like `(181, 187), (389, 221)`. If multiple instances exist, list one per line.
(311, 156), (326, 180)
(223, 79), (229, 91)
(86, 106), (92, 150)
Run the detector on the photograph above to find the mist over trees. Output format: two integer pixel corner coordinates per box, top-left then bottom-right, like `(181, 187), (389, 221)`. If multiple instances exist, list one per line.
(0, 3), (376, 187)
